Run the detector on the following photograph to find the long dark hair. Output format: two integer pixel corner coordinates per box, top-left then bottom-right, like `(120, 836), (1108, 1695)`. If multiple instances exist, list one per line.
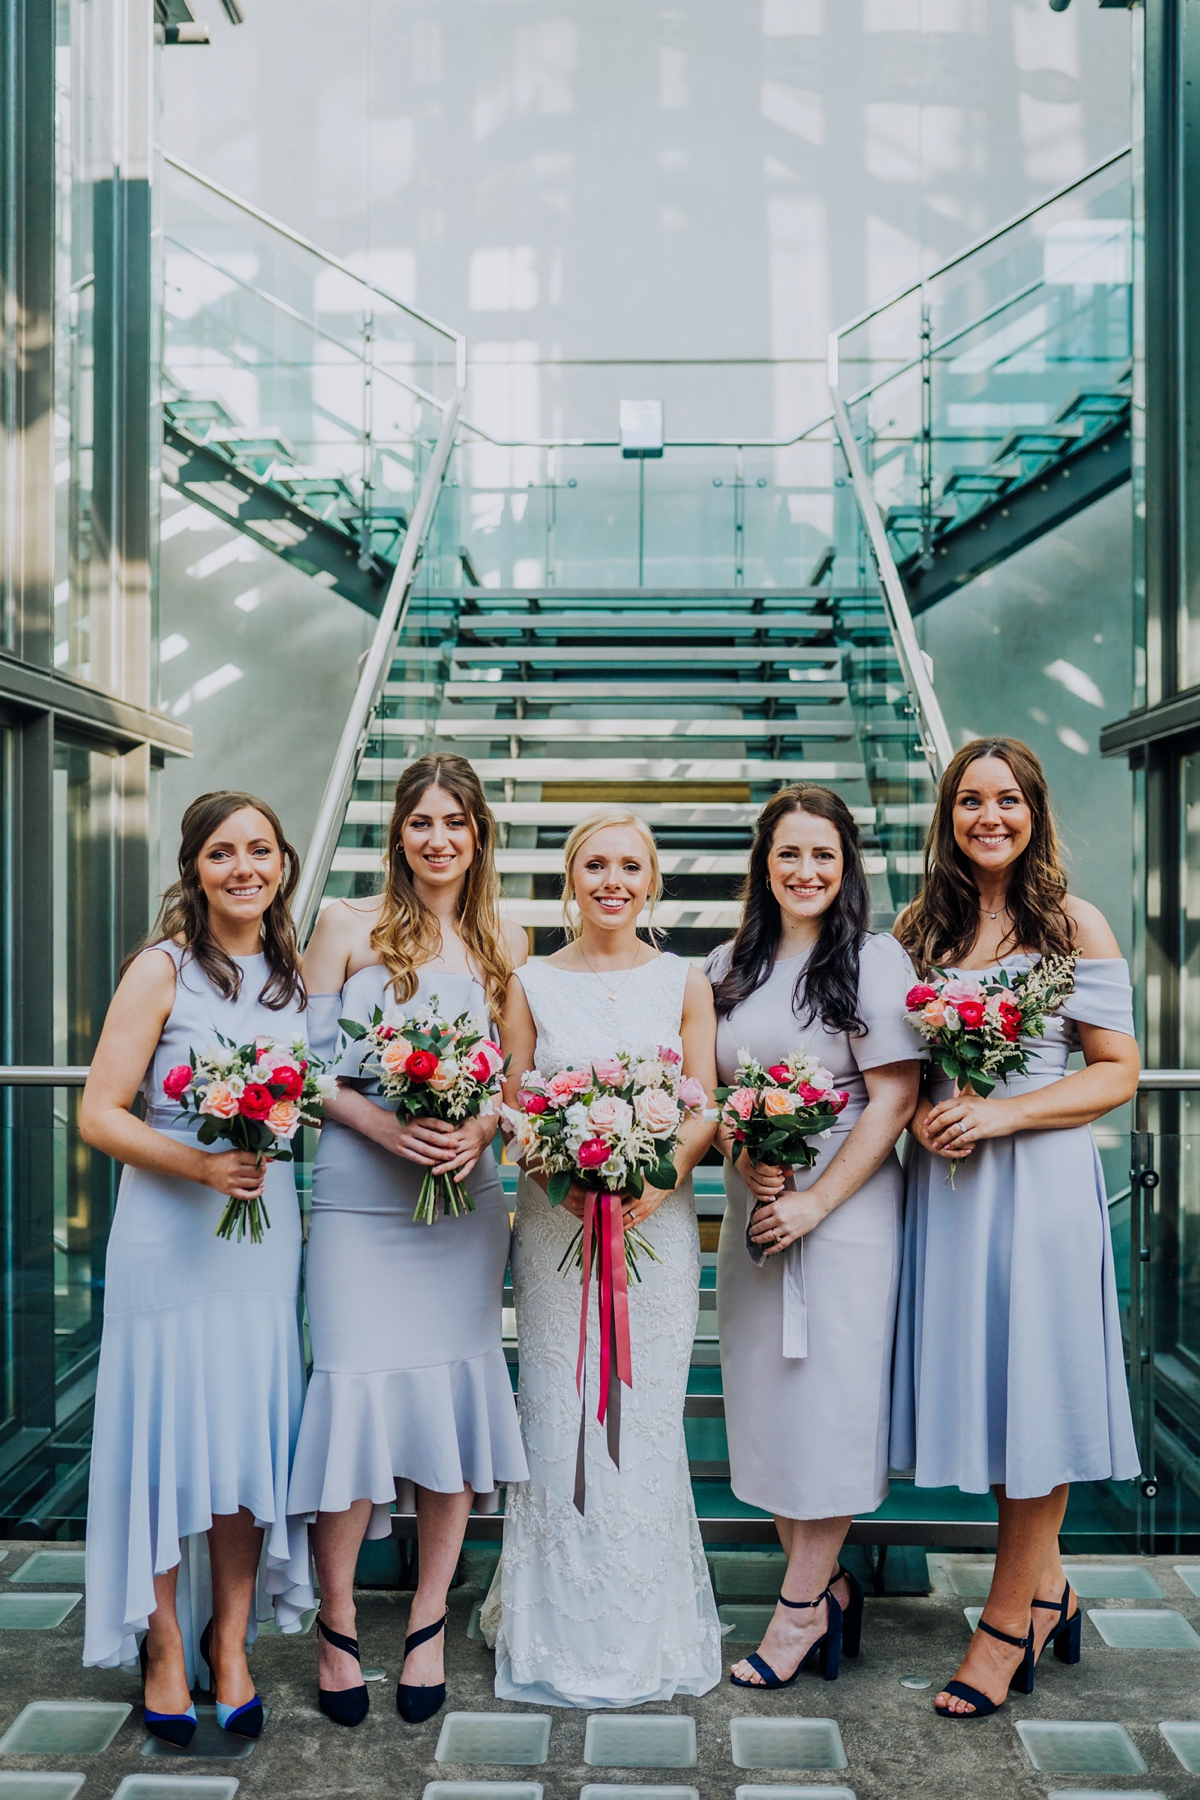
(132, 791), (304, 1009)
(895, 736), (1074, 977)
(711, 785), (870, 1033)
(370, 753), (512, 1015)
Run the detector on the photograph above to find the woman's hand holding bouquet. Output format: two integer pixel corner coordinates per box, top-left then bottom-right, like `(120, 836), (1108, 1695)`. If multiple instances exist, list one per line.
(339, 997), (508, 1223)
(714, 1049), (848, 1253)
(164, 1034), (331, 1243)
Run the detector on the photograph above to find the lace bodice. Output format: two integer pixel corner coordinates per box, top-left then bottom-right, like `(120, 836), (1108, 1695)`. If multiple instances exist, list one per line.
(515, 953), (689, 1077)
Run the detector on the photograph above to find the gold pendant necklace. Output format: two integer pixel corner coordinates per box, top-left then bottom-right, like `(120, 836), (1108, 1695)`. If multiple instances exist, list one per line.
(580, 945), (644, 1003)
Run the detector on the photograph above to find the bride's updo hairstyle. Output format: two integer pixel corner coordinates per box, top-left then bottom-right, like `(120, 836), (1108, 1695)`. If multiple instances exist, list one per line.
(561, 807), (663, 942)
(371, 751), (513, 1014)
(134, 789), (304, 1009)
(711, 784), (869, 1035)
(895, 736), (1073, 979)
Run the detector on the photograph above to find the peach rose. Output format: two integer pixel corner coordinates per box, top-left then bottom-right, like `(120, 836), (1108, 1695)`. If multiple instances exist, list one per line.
(588, 1095), (632, 1134)
(379, 1037), (412, 1073)
(763, 1088), (797, 1117)
(634, 1088), (681, 1137)
(922, 998), (947, 1028)
(199, 1081), (239, 1120)
(266, 1098), (301, 1139)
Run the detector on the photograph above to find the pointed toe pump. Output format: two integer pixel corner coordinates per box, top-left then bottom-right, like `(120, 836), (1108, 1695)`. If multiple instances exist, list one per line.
(199, 1619), (265, 1738)
(139, 1636), (198, 1749)
(316, 1614), (370, 1728)
(934, 1618), (1035, 1720)
(1033, 1579), (1081, 1666)
(396, 1612), (448, 1724)
(729, 1586), (844, 1689)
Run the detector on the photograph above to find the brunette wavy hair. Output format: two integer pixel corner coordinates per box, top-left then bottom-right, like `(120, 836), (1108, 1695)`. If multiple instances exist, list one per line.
(895, 736), (1074, 977)
(711, 785), (870, 1034)
(370, 752), (512, 1015)
(133, 790), (304, 1009)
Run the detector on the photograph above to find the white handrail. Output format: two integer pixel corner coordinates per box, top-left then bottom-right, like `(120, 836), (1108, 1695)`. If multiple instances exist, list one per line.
(829, 386), (953, 779)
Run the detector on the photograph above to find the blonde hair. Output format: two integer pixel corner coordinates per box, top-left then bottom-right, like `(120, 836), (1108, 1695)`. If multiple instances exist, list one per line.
(370, 753), (513, 1015)
(561, 807), (663, 942)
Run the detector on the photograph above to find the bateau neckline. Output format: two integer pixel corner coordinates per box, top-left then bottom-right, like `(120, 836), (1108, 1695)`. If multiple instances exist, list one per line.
(944, 954), (1124, 973)
(349, 961), (481, 982)
(538, 953), (665, 976)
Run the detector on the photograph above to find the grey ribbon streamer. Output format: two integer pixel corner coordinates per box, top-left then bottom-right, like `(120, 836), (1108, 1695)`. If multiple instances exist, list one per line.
(746, 1195), (808, 1359)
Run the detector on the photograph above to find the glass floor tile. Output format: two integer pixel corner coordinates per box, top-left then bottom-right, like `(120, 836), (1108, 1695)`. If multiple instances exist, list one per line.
(580, 1787), (699, 1800)
(729, 1720), (847, 1773)
(0, 1778), (85, 1800)
(11, 1552), (86, 1586)
(0, 1593), (82, 1629)
(717, 1605), (774, 1640)
(112, 1779), (241, 1800)
(141, 1708), (270, 1761)
(944, 1563), (995, 1599)
(735, 1789), (856, 1800)
(1086, 1608), (1200, 1649)
(423, 1786), (544, 1800)
(1159, 1720), (1200, 1772)
(1173, 1565), (1200, 1597)
(583, 1717), (697, 1769)
(1015, 1721), (1148, 1775)
(434, 1715), (551, 1767)
(0, 1703), (132, 1756)
(709, 1554), (785, 1598)
(1063, 1564), (1165, 1599)
(1047, 1792), (1166, 1800)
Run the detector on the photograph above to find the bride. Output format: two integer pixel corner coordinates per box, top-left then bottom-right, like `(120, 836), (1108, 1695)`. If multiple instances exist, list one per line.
(484, 807), (722, 1707)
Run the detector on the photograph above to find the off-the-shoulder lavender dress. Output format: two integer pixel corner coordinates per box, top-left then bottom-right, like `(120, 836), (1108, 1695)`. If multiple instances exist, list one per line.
(890, 955), (1140, 1498)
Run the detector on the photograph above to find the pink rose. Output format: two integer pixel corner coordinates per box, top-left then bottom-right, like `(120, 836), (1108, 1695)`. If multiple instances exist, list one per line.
(941, 978), (984, 1009)
(519, 1091), (549, 1115)
(576, 1137), (610, 1169)
(468, 1042), (504, 1083)
(767, 1064), (792, 1084)
(796, 1082), (825, 1105)
(199, 1080), (239, 1120)
(163, 1064), (192, 1102)
(588, 1095), (632, 1134)
(591, 1055), (626, 1087)
(635, 1088), (681, 1137)
(727, 1088), (756, 1122)
(546, 1067), (590, 1104)
(266, 1098), (301, 1139)
(677, 1075), (706, 1110)
(905, 984), (939, 1010)
(658, 1045), (682, 1067)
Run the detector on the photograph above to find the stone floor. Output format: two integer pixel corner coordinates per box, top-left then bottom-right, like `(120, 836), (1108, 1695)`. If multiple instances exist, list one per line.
(2, 1541), (1199, 1800)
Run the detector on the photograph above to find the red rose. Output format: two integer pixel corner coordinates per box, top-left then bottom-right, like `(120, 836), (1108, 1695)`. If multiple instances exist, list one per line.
(767, 1065), (791, 1084)
(520, 1092), (549, 1115)
(955, 999), (985, 1029)
(576, 1137), (610, 1169)
(405, 1049), (438, 1081)
(999, 1001), (1022, 1042)
(238, 1083), (275, 1121)
(270, 1065), (304, 1100)
(163, 1064), (192, 1102)
(906, 983), (939, 1010)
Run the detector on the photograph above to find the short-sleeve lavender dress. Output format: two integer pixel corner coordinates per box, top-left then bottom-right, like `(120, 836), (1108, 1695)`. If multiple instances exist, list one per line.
(706, 932), (924, 1521)
(890, 955), (1140, 1498)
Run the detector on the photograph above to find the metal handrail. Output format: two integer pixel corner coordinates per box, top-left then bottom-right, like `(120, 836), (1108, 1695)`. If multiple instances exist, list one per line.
(163, 152), (467, 389)
(292, 388), (465, 943)
(829, 386), (953, 778)
(828, 143), (1131, 384)
(3, 1065), (1189, 1090)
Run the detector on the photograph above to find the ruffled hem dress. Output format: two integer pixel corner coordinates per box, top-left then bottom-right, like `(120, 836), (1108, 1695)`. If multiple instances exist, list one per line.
(83, 944), (313, 1676)
(286, 966), (527, 1540)
(890, 954), (1141, 1499)
(707, 932), (925, 1521)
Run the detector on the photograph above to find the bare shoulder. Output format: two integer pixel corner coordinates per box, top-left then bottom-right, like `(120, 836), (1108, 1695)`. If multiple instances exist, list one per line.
(683, 962), (716, 1013)
(503, 920), (530, 968)
(104, 943), (177, 1034)
(1063, 895), (1121, 959)
(309, 895), (380, 949)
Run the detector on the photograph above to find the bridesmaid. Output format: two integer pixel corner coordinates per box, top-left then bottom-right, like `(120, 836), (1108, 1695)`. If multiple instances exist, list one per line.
(706, 785), (923, 1687)
(288, 752), (528, 1728)
(81, 792), (313, 1745)
(892, 737), (1140, 1719)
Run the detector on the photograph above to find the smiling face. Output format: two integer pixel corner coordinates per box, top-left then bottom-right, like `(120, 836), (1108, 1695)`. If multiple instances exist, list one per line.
(400, 782), (477, 897)
(196, 806), (284, 934)
(767, 807), (845, 926)
(570, 824), (655, 934)
(952, 754), (1033, 877)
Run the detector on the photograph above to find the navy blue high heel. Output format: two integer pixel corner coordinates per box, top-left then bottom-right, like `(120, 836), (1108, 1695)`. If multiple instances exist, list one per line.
(1033, 1580), (1081, 1665)
(139, 1635), (198, 1748)
(199, 1619), (265, 1739)
(729, 1585), (844, 1688)
(935, 1616), (1035, 1719)
(316, 1614), (370, 1728)
(833, 1563), (866, 1658)
(396, 1612), (448, 1723)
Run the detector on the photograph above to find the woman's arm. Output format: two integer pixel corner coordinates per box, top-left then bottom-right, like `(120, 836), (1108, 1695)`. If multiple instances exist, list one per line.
(747, 1060), (922, 1253)
(79, 949), (267, 1201)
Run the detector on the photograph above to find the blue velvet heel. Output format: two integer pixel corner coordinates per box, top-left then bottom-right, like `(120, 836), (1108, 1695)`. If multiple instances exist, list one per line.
(935, 1617), (1035, 1719)
(729, 1585), (843, 1689)
(316, 1614), (370, 1728)
(1033, 1580), (1081, 1666)
(139, 1636), (198, 1748)
(199, 1618), (264, 1738)
(396, 1613), (448, 1724)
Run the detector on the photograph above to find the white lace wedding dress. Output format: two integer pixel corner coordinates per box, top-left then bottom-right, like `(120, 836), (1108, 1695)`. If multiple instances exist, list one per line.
(485, 953), (722, 1708)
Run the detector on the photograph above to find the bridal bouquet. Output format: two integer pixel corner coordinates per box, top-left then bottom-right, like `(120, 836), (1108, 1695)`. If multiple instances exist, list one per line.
(164, 1035), (331, 1243)
(715, 1049), (849, 1175)
(903, 956), (1077, 1097)
(338, 998), (507, 1222)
